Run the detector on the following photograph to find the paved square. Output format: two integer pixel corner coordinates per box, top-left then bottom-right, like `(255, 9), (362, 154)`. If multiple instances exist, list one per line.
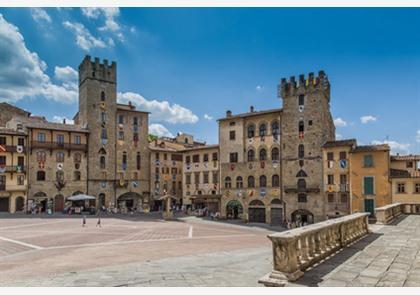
(0, 215), (274, 286)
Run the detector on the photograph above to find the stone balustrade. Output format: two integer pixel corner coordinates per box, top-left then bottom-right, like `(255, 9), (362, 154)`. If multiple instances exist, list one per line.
(259, 212), (370, 287)
(375, 203), (420, 224)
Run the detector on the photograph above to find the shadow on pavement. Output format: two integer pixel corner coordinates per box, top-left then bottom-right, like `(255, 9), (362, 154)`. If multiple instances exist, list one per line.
(293, 232), (383, 287)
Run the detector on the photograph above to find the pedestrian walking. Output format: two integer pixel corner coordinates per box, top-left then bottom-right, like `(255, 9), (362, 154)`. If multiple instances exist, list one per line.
(96, 217), (101, 228)
(82, 215), (86, 227)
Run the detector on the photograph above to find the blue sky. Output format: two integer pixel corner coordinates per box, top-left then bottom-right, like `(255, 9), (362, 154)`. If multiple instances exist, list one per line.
(0, 8), (419, 154)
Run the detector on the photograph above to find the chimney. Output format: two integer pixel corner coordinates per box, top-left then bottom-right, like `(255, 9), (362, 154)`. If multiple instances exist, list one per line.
(63, 118), (66, 124)
(250, 106), (254, 113)
(226, 110), (232, 117)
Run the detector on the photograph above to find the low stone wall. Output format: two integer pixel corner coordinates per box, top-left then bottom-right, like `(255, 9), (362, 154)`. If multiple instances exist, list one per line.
(375, 203), (420, 224)
(259, 212), (370, 287)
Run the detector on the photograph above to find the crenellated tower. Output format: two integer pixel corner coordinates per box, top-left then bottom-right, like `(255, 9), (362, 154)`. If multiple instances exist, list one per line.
(280, 71), (335, 223)
(78, 55), (118, 207)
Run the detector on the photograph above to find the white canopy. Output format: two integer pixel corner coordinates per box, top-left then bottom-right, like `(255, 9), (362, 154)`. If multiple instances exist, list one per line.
(67, 194), (96, 201)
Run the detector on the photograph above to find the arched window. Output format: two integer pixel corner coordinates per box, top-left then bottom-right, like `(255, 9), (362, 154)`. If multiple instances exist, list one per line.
(56, 170), (64, 182)
(224, 177), (232, 189)
(271, 147), (279, 161)
(247, 149), (255, 162)
(296, 170), (308, 177)
(101, 91), (105, 101)
(259, 175), (267, 188)
(248, 176), (255, 188)
(122, 152), (127, 170)
(36, 171), (45, 181)
(259, 148), (267, 161)
(259, 123), (267, 137)
(100, 156), (106, 169)
(272, 121), (280, 138)
(56, 152), (65, 163)
(136, 152), (141, 170)
(272, 174), (280, 187)
(73, 171), (81, 181)
(74, 152), (81, 163)
(297, 178), (306, 190)
(298, 144), (304, 158)
(236, 176), (243, 188)
(247, 124), (255, 138)
(101, 128), (107, 140)
(36, 151), (46, 162)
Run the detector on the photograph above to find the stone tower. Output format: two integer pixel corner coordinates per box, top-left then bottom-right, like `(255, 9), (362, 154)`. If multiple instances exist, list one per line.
(78, 55), (118, 207)
(280, 71), (335, 223)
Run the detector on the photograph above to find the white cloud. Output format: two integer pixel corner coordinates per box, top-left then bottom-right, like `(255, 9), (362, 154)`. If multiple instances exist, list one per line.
(149, 123), (174, 137)
(203, 114), (213, 121)
(360, 115), (377, 124)
(256, 85), (263, 91)
(63, 21), (108, 51)
(81, 8), (123, 41)
(371, 140), (410, 155)
(334, 117), (348, 127)
(336, 133), (343, 140)
(30, 8), (52, 24)
(52, 115), (74, 125)
(118, 92), (199, 124)
(54, 66), (78, 83)
(0, 14), (77, 104)
(416, 130), (420, 143)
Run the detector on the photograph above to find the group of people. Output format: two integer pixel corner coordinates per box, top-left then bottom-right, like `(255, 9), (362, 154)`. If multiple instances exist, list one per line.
(283, 219), (308, 229)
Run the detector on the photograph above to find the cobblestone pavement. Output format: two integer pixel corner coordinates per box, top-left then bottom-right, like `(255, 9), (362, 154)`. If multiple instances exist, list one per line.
(291, 214), (420, 287)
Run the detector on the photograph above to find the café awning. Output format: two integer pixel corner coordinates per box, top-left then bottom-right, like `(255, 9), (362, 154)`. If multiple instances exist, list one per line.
(67, 194), (96, 201)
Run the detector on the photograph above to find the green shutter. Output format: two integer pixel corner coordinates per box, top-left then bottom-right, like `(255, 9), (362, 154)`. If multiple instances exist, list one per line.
(364, 155), (373, 167)
(364, 177), (374, 195)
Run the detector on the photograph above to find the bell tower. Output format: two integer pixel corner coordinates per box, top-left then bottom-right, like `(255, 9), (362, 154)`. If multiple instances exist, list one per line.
(78, 55), (118, 207)
(280, 71), (335, 223)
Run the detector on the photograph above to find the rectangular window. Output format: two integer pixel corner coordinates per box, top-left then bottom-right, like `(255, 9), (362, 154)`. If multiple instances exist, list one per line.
(74, 135), (81, 145)
(101, 112), (107, 123)
(0, 175), (5, 190)
(164, 154), (168, 161)
(340, 193), (348, 203)
(212, 171), (218, 184)
(407, 161), (414, 168)
(328, 193), (334, 203)
(17, 175), (25, 185)
(339, 151), (347, 160)
(364, 155), (373, 167)
(56, 134), (64, 144)
(17, 156), (24, 167)
(229, 153), (238, 163)
(133, 132), (139, 142)
(298, 194), (307, 203)
(155, 153), (160, 161)
(133, 117), (138, 125)
(38, 132), (46, 142)
(0, 137), (5, 145)
(0, 156), (5, 165)
(18, 137), (25, 146)
(194, 172), (200, 184)
(415, 183), (420, 194)
(327, 152), (334, 161)
(340, 174), (347, 185)
(327, 174), (334, 185)
(212, 152), (218, 161)
(229, 130), (236, 140)
(185, 156), (190, 164)
(397, 183), (406, 194)
(186, 174), (191, 185)
(364, 177), (374, 195)
(203, 154), (209, 162)
(193, 155), (200, 163)
(203, 172), (209, 184)
(118, 115), (124, 124)
(118, 131), (124, 140)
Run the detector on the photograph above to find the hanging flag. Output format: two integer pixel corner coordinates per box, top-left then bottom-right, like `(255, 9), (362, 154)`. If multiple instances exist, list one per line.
(0, 145), (6, 152)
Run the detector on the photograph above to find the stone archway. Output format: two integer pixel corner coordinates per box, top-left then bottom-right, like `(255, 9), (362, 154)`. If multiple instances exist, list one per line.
(248, 199), (266, 223)
(226, 199), (243, 219)
(291, 209), (314, 225)
(118, 192), (142, 212)
(32, 192), (48, 212)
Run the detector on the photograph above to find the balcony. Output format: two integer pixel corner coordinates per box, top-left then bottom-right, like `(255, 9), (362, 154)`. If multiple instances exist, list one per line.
(4, 165), (26, 173)
(4, 145), (27, 153)
(31, 141), (87, 151)
(3, 184), (27, 192)
(284, 185), (320, 193)
(324, 184), (349, 193)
